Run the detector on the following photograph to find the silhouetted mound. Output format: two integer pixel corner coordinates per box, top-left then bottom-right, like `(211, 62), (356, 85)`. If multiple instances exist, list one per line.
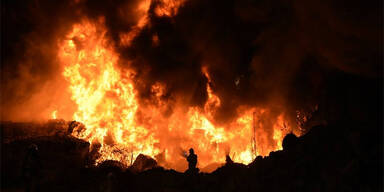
(185, 167), (199, 175)
(1, 120), (71, 143)
(131, 154), (157, 172)
(0, 121), (378, 191)
(1, 133), (90, 190)
(97, 160), (126, 173)
(201, 162), (224, 173)
(282, 133), (299, 151)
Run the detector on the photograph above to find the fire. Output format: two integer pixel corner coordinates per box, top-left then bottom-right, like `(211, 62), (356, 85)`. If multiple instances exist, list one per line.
(55, 17), (291, 172)
(119, 0), (151, 47)
(119, 0), (185, 47)
(154, 0), (186, 17)
(51, 110), (57, 119)
(58, 18), (158, 164)
(202, 66), (221, 120)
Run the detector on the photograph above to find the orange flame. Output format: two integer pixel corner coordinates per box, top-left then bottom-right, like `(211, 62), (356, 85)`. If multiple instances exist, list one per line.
(55, 18), (290, 172)
(51, 110), (57, 119)
(154, 0), (185, 17)
(119, 0), (185, 47)
(119, 0), (151, 47)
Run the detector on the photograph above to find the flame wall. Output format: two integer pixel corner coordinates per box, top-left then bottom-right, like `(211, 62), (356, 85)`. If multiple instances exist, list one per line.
(56, 18), (290, 171)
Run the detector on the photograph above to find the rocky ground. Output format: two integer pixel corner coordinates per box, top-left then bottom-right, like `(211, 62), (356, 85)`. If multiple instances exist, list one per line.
(1, 119), (380, 192)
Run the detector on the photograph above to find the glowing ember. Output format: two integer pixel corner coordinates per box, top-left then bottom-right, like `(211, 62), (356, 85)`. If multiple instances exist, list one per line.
(55, 17), (291, 172)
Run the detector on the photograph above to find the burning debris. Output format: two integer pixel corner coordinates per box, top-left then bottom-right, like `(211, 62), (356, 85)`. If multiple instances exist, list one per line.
(131, 154), (158, 172)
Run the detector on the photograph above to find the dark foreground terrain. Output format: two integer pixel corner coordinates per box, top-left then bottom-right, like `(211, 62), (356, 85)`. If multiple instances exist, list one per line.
(1, 118), (381, 192)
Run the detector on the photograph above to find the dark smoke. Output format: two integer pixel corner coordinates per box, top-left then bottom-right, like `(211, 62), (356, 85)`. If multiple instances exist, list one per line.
(1, 0), (83, 120)
(1, 0), (382, 128)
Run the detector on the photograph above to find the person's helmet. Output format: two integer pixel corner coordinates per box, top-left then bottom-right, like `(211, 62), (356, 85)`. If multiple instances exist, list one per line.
(189, 148), (194, 154)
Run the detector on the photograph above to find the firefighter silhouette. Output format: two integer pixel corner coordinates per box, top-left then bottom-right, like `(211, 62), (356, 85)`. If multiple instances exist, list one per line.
(186, 148), (199, 174)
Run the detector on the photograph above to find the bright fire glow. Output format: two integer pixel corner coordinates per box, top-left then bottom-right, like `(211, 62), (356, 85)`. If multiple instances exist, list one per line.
(51, 110), (57, 119)
(55, 17), (291, 172)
